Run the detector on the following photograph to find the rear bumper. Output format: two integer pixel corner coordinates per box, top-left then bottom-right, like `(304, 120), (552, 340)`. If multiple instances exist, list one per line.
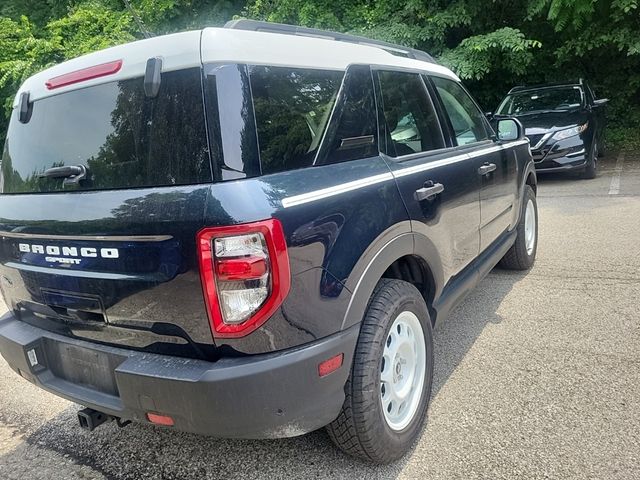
(0, 312), (359, 438)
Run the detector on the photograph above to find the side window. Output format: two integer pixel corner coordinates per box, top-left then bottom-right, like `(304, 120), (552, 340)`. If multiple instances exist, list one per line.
(585, 84), (595, 105)
(431, 76), (490, 146)
(249, 66), (343, 174)
(377, 71), (444, 157)
(316, 65), (378, 165)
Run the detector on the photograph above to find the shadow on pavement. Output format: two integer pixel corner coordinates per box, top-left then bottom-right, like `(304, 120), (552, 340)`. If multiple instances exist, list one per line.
(0, 269), (526, 480)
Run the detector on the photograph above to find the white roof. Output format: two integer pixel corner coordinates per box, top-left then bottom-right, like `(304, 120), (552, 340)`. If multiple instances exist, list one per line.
(200, 28), (458, 78)
(14, 27), (458, 107)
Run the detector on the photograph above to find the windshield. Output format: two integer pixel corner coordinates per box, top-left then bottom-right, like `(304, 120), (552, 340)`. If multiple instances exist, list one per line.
(497, 87), (583, 115)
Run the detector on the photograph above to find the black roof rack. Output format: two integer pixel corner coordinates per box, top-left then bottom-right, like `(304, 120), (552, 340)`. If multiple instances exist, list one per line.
(224, 19), (436, 64)
(508, 79), (584, 94)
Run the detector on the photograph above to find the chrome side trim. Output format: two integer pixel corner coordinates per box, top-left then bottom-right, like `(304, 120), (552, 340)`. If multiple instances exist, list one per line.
(0, 232), (173, 242)
(566, 149), (586, 158)
(281, 140), (529, 208)
(281, 172), (394, 208)
(5, 262), (140, 280)
(392, 152), (468, 178)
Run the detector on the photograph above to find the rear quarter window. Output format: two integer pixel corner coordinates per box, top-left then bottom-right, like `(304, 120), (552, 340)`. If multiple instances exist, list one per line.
(1, 68), (211, 194)
(249, 66), (343, 175)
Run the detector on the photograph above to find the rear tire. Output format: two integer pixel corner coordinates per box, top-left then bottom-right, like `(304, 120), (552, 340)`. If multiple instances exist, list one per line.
(499, 185), (538, 270)
(327, 279), (433, 464)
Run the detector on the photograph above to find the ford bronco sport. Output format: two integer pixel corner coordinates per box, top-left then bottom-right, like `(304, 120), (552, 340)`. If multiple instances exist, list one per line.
(0, 20), (537, 463)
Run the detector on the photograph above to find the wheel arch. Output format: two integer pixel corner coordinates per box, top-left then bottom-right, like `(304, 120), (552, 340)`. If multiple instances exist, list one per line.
(525, 168), (537, 195)
(517, 161), (537, 225)
(341, 230), (445, 330)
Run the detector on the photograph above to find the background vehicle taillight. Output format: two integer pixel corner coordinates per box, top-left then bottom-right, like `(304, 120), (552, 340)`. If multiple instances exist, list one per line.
(197, 219), (290, 338)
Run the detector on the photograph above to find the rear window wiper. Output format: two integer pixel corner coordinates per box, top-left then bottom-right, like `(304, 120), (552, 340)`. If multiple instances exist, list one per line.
(38, 165), (88, 186)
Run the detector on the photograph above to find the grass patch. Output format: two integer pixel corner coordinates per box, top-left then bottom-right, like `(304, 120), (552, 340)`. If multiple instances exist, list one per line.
(606, 126), (640, 153)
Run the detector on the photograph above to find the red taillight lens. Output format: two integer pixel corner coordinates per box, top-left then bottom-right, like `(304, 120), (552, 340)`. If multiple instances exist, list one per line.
(45, 60), (123, 90)
(197, 219), (291, 338)
(216, 256), (267, 281)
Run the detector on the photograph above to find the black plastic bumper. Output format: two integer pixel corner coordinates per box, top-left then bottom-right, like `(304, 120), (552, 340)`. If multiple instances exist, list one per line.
(0, 312), (359, 439)
(533, 137), (587, 173)
(535, 155), (587, 173)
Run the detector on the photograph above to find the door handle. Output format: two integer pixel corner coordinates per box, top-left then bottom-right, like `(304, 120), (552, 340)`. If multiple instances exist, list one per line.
(414, 182), (444, 202)
(478, 163), (497, 175)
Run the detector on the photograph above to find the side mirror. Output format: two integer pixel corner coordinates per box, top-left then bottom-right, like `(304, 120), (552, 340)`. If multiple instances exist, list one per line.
(593, 98), (609, 107)
(484, 111), (493, 119)
(496, 117), (524, 142)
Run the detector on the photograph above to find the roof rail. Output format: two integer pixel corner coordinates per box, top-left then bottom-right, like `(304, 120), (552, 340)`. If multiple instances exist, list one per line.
(224, 19), (436, 64)
(508, 80), (584, 94)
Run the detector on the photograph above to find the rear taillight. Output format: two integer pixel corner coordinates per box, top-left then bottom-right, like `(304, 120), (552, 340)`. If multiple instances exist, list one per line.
(197, 219), (290, 338)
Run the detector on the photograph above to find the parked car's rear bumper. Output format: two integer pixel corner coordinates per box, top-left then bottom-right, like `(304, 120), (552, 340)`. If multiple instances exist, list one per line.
(0, 312), (359, 438)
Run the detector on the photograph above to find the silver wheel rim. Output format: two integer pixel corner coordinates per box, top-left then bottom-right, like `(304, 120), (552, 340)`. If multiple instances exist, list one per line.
(380, 311), (426, 431)
(524, 199), (536, 255)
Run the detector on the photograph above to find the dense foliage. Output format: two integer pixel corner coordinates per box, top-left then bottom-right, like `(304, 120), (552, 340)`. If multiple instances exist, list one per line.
(1, 0), (638, 149)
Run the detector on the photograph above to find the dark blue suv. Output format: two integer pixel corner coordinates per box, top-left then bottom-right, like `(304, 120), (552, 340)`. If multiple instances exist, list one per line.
(0, 21), (538, 463)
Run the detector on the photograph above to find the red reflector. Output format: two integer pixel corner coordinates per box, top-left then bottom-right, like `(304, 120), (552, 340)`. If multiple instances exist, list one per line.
(46, 60), (123, 90)
(146, 412), (174, 426)
(216, 256), (267, 281)
(318, 353), (344, 377)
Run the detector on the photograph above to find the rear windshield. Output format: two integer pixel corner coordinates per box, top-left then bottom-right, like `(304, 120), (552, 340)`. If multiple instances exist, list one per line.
(1, 68), (211, 194)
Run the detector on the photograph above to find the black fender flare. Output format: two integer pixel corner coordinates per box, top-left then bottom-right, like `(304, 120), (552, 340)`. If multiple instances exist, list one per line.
(517, 160), (537, 224)
(340, 226), (444, 330)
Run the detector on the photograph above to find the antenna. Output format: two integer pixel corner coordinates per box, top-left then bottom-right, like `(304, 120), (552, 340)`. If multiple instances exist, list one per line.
(122, 0), (152, 39)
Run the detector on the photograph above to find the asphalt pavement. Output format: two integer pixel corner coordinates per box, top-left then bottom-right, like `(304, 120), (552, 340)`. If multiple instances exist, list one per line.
(1, 153), (639, 479)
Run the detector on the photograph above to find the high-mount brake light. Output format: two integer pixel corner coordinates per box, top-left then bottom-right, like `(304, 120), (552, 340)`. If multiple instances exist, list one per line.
(197, 219), (291, 338)
(45, 60), (123, 90)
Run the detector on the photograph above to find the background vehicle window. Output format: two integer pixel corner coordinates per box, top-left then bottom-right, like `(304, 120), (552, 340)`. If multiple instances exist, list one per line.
(316, 65), (378, 165)
(585, 84), (595, 105)
(249, 66), (343, 174)
(432, 76), (490, 146)
(377, 71), (444, 157)
(496, 87), (583, 115)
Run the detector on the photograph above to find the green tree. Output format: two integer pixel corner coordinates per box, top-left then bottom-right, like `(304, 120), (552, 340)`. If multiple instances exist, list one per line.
(0, 0), (639, 151)
(244, 0), (640, 147)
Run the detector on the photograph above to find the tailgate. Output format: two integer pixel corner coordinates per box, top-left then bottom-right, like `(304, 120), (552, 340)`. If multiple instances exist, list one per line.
(0, 31), (220, 359)
(0, 186), (216, 358)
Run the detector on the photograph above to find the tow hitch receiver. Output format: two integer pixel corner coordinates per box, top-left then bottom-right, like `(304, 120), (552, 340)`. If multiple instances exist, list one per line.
(77, 407), (110, 431)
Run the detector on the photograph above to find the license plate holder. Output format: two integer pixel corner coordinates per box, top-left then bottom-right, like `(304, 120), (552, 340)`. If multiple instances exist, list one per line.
(43, 339), (123, 396)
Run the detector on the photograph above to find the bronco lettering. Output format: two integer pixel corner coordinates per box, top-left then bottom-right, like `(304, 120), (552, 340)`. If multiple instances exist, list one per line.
(18, 243), (119, 259)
